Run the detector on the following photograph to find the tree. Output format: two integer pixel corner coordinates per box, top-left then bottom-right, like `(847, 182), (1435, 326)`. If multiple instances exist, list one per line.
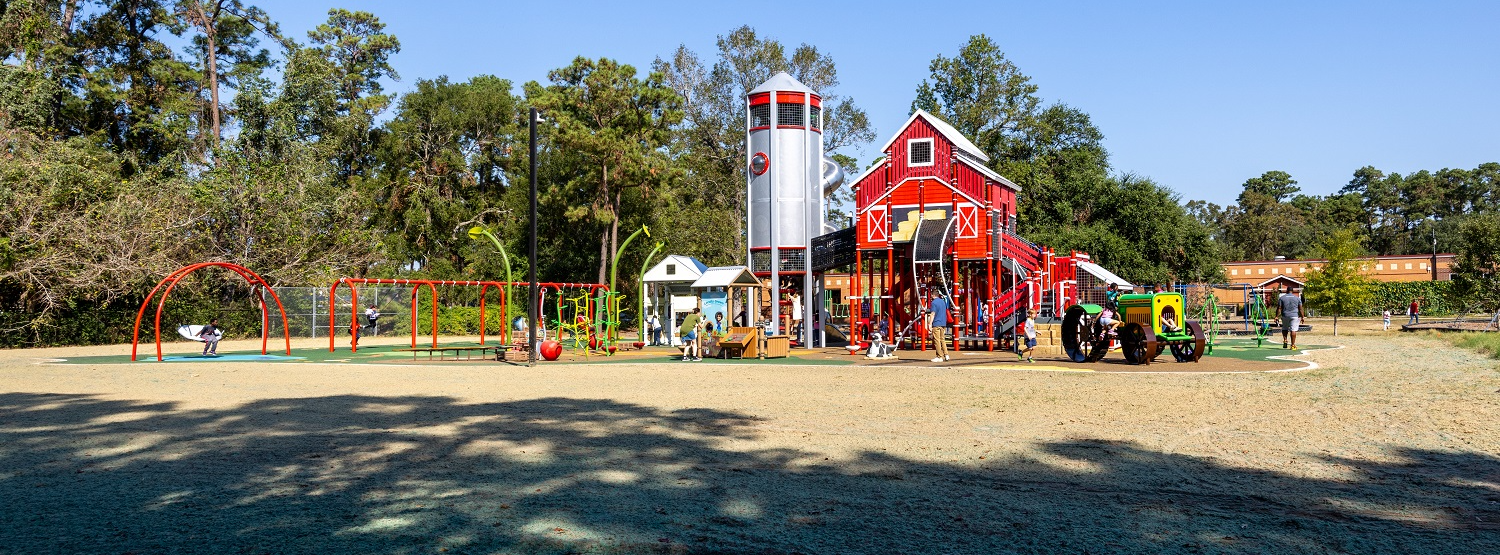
(1224, 171), (1305, 260)
(1302, 229), (1376, 336)
(372, 75), (522, 275)
(1449, 213), (1500, 313)
(526, 57), (683, 283)
(911, 34), (1039, 159)
(175, 0), (276, 148)
(651, 26), (873, 264)
(306, 8), (400, 182)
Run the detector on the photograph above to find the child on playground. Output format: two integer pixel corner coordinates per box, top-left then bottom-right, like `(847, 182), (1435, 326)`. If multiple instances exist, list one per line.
(1160, 311), (1182, 334)
(198, 318), (221, 356)
(1098, 306), (1121, 333)
(1382, 308), (1392, 331)
(1018, 309), (1037, 363)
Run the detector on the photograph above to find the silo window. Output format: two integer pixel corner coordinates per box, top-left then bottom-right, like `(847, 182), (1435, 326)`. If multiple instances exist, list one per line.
(750, 105), (771, 128)
(908, 138), (934, 166)
(809, 105), (821, 129)
(778, 103), (805, 127)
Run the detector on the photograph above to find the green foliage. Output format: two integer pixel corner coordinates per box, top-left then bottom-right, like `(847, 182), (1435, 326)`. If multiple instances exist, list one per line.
(652, 26), (874, 265)
(1365, 281), (1452, 317)
(1449, 213), (1500, 312)
(912, 35), (1223, 285)
(1302, 229), (1376, 334)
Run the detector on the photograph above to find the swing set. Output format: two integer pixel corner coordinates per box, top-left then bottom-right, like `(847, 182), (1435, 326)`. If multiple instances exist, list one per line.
(327, 278), (607, 352)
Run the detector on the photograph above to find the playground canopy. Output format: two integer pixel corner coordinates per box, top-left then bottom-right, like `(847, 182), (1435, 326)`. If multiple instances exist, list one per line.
(1077, 261), (1133, 288)
(690, 266), (761, 289)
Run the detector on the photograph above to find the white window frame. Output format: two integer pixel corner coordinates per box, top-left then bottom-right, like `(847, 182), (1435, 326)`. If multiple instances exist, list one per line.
(907, 138), (935, 167)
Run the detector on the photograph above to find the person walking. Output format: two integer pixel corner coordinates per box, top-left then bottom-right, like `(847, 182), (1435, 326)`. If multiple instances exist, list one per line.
(365, 304), (381, 336)
(1277, 287), (1307, 350)
(1408, 299), (1420, 325)
(926, 291), (954, 363)
(1382, 308), (1391, 331)
(646, 312), (662, 346)
(1017, 308), (1037, 363)
(679, 308), (702, 361)
(199, 318), (222, 356)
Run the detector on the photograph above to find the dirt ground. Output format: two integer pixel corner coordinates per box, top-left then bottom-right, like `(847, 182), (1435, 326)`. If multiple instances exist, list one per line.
(1, 325), (1497, 554)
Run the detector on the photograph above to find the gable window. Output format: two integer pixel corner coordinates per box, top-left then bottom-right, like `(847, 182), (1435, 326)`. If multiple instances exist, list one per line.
(666, 264), (676, 276)
(908, 138), (935, 167)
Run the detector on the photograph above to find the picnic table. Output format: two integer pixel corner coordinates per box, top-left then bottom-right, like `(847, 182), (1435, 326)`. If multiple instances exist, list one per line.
(399, 345), (511, 362)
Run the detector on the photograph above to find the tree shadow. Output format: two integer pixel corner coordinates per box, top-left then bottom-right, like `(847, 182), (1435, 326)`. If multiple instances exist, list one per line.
(0, 392), (1494, 554)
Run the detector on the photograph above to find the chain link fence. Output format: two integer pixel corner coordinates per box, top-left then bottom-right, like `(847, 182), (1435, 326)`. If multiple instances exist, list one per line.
(271, 286), (462, 339)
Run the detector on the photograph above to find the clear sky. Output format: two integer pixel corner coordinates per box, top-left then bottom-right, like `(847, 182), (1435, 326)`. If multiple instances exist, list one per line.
(251, 0), (1499, 206)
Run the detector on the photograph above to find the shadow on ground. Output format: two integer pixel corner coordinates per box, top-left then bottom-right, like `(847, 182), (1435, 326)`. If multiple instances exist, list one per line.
(1, 393), (1495, 554)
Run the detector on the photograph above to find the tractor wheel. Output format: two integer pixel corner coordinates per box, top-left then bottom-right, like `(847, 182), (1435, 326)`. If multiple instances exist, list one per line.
(1185, 321), (1207, 362)
(1061, 306), (1095, 363)
(1121, 323), (1158, 365)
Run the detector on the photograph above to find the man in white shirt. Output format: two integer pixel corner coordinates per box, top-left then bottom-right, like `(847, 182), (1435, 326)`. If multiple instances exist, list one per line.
(365, 305), (380, 336)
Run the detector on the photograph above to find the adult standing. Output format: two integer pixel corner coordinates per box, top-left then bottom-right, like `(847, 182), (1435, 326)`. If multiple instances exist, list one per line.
(1408, 299), (1420, 325)
(646, 312), (662, 346)
(926, 291), (954, 363)
(1277, 287), (1307, 350)
(679, 307), (701, 361)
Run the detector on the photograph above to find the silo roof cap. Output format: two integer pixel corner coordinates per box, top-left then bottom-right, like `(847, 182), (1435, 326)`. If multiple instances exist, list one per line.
(749, 72), (818, 96)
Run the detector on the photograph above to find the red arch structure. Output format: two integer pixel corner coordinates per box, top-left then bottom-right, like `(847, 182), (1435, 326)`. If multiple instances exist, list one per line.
(131, 262), (292, 361)
(328, 278), (607, 352)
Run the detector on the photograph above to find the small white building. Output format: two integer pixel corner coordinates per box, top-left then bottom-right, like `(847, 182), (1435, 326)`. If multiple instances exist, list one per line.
(642, 255), (708, 344)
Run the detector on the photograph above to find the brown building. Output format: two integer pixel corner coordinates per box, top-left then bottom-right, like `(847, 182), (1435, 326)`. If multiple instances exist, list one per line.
(1222, 253), (1454, 287)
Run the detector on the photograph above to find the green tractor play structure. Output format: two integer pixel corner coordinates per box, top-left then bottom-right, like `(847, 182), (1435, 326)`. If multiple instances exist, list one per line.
(1061, 292), (1207, 365)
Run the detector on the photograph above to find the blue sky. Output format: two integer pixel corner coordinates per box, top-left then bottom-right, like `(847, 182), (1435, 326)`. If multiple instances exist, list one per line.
(252, 0), (1499, 206)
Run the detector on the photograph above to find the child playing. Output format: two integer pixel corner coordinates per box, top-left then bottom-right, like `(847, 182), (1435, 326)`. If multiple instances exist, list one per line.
(1382, 309), (1391, 331)
(1160, 311), (1182, 334)
(199, 319), (222, 356)
(1018, 309), (1037, 363)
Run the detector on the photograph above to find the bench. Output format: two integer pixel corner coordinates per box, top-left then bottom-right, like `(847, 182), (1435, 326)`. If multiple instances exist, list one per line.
(399, 346), (507, 362)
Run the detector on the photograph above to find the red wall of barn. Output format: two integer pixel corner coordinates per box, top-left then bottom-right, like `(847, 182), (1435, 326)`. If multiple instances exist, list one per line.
(889, 118), (951, 184)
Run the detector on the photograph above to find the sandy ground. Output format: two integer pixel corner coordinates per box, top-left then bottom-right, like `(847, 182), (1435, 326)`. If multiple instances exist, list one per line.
(1, 328), (1497, 554)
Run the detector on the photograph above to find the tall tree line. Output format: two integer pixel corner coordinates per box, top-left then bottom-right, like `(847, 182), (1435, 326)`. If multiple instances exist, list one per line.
(1187, 163), (1500, 262)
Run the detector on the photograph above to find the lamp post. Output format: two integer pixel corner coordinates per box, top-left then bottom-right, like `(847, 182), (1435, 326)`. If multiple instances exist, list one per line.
(467, 226), (514, 336)
(638, 241), (665, 343)
(1430, 216), (1440, 282)
(529, 107), (541, 366)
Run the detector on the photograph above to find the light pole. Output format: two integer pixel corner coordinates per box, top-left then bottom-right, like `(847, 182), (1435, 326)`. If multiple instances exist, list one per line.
(529, 107), (541, 366)
(467, 226), (515, 336)
(1429, 215), (1440, 282)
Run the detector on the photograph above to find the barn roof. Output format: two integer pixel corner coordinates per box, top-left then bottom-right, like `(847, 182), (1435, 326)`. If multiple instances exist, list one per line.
(642, 255), (708, 283)
(879, 110), (989, 163)
(749, 72), (817, 95)
(956, 157), (1021, 191)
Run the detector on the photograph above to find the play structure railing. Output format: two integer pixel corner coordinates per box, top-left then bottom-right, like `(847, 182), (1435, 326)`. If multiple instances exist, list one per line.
(328, 278), (608, 352)
(131, 262), (292, 361)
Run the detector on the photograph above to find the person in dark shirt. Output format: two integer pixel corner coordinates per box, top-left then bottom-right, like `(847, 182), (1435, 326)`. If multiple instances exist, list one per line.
(199, 318), (221, 356)
(926, 292), (954, 363)
(1277, 287), (1307, 349)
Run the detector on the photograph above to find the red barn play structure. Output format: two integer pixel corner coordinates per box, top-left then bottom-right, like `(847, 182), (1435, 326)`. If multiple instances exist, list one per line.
(843, 109), (1116, 350)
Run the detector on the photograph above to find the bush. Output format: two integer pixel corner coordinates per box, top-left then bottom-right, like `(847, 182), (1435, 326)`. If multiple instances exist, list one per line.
(1445, 332), (1500, 360)
(1365, 281), (1453, 316)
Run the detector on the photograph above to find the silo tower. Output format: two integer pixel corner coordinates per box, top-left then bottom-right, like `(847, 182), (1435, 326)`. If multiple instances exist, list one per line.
(746, 72), (824, 340)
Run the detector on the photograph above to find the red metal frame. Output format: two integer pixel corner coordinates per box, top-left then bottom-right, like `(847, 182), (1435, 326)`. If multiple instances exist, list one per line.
(131, 262), (292, 361)
(328, 278), (607, 352)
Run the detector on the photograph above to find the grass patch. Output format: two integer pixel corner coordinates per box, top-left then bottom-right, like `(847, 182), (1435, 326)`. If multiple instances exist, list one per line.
(1444, 332), (1500, 359)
